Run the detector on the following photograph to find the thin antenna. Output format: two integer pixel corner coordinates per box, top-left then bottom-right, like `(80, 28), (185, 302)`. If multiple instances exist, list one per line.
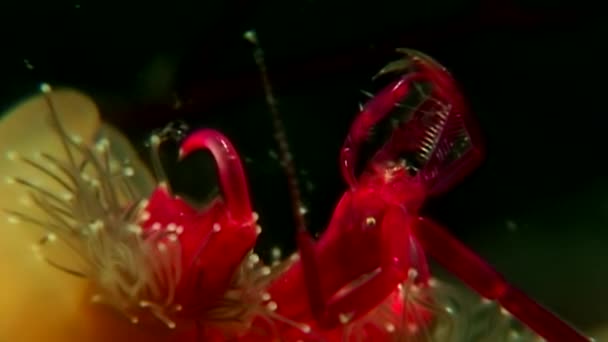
(243, 30), (308, 235)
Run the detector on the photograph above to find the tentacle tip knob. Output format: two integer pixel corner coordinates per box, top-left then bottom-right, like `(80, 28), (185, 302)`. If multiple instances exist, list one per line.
(243, 30), (258, 44)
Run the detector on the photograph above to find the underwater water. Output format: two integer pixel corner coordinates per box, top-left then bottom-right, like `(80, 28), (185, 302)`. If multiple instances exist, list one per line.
(0, 0), (607, 341)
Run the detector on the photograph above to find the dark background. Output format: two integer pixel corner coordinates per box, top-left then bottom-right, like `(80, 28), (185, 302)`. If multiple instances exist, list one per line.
(0, 0), (606, 335)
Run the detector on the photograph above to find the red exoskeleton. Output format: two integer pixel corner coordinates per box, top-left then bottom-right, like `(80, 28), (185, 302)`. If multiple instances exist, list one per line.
(0, 37), (594, 341)
(235, 34), (593, 341)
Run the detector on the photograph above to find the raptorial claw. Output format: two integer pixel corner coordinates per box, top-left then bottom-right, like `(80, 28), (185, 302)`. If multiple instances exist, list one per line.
(342, 49), (484, 197)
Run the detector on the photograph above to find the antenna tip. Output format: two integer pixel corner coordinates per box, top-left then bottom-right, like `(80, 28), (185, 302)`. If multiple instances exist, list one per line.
(243, 30), (258, 45)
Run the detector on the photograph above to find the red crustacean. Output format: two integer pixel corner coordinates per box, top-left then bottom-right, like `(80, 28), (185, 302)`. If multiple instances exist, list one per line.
(1, 46), (595, 341)
(243, 47), (594, 341)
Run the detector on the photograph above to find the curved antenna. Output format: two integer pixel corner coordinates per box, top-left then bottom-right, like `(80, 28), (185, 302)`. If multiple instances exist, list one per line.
(243, 30), (308, 236)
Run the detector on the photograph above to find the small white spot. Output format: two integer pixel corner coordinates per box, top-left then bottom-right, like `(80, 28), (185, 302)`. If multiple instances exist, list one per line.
(61, 192), (74, 201)
(149, 135), (161, 147)
(6, 151), (18, 161)
(445, 306), (454, 314)
(261, 292), (271, 301)
(384, 322), (395, 332)
(40, 83), (52, 93)
(500, 307), (511, 317)
(266, 301), (277, 311)
(243, 30), (258, 44)
(509, 330), (520, 339)
(407, 268), (418, 281)
(338, 312), (353, 324)
(365, 216), (376, 227)
(299, 324), (311, 333)
(7, 216), (20, 224)
(168, 234), (178, 242)
(175, 225), (184, 235)
(271, 247), (281, 260)
(252, 211), (259, 222)
(130, 316), (139, 324)
(47, 233), (57, 242)
(151, 222), (162, 231)
(70, 135), (83, 144)
(212, 223), (221, 232)
(123, 167), (135, 177)
(89, 220), (105, 233)
(260, 266), (271, 276)
(255, 225), (262, 235)
(127, 224), (142, 235)
(80, 173), (91, 182)
(298, 206), (308, 215)
(139, 211), (151, 222)
(248, 253), (260, 264)
(95, 138), (109, 152)
(157, 242), (167, 252)
(4, 177), (15, 185)
(167, 223), (177, 232)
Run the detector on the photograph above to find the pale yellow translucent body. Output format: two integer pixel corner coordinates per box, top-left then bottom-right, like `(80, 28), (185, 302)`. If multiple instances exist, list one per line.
(0, 89), (177, 341)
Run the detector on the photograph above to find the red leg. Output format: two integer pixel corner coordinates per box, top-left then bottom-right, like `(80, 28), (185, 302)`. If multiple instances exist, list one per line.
(413, 216), (592, 342)
(296, 187), (429, 329)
